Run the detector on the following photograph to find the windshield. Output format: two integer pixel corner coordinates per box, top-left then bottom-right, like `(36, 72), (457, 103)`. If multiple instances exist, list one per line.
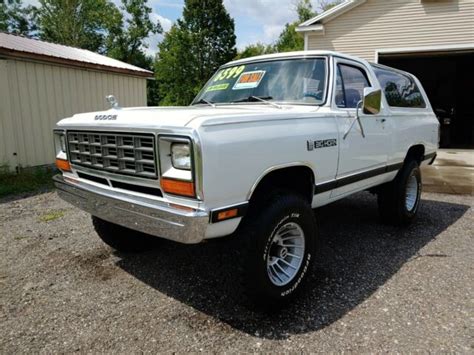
(192, 58), (327, 106)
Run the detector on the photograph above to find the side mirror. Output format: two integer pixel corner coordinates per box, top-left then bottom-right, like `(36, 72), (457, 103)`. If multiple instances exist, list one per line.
(346, 87), (382, 140)
(362, 87), (382, 115)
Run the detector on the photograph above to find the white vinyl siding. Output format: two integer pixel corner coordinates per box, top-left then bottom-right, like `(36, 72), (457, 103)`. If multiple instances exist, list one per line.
(307, 0), (474, 61)
(0, 59), (147, 170)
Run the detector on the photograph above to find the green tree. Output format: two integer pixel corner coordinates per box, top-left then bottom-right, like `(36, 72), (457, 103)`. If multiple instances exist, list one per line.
(274, 0), (341, 53)
(180, 0), (237, 85)
(0, 0), (36, 35)
(35, 0), (121, 53)
(106, 0), (163, 105)
(155, 0), (236, 106)
(155, 25), (198, 106)
(275, 0), (316, 52)
(275, 22), (304, 52)
(106, 0), (162, 69)
(235, 42), (275, 60)
(297, 0), (316, 22)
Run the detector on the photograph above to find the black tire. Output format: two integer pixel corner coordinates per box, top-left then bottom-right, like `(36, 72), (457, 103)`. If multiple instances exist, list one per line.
(377, 159), (422, 226)
(238, 192), (317, 309)
(92, 216), (158, 252)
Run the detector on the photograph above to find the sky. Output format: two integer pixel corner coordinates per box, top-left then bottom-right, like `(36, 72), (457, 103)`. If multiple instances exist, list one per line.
(23, 0), (318, 56)
(138, 0), (313, 55)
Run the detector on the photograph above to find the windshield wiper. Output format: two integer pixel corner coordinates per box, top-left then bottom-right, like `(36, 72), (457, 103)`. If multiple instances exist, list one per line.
(192, 98), (216, 107)
(233, 96), (282, 109)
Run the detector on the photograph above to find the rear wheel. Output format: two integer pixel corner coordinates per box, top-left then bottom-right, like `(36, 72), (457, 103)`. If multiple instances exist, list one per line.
(92, 216), (157, 252)
(238, 192), (317, 309)
(378, 160), (422, 225)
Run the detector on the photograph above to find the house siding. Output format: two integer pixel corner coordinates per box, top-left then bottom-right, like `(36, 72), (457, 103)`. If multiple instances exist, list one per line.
(0, 59), (147, 169)
(307, 0), (474, 61)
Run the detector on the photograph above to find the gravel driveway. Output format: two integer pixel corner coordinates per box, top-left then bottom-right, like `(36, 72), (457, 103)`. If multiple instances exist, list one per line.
(1, 191), (472, 352)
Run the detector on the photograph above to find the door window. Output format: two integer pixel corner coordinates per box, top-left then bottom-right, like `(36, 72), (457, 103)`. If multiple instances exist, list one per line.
(335, 64), (370, 108)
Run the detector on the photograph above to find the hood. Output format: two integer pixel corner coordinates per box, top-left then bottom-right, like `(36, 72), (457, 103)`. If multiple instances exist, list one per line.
(56, 104), (321, 129)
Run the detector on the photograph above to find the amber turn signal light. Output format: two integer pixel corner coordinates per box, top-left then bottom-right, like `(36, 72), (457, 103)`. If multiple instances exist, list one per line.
(55, 158), (71, 172)
(161, 178), (195, 197)
(217, 208), (238, 221)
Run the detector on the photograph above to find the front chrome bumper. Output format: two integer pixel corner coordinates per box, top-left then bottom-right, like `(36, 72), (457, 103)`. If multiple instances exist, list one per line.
(54, 175), (209, 244)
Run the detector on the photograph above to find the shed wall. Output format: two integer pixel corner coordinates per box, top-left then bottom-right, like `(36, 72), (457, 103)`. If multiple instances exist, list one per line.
(0, 59), (147, 169)
(306, 0), (474, 61)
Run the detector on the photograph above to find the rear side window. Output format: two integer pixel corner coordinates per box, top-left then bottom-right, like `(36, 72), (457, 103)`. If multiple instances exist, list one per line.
(372, 66), (426, 108)
(335, 64), (370, 108)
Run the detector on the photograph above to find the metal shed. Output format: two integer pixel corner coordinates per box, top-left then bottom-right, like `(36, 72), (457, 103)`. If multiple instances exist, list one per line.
(0, 32), (153, 171)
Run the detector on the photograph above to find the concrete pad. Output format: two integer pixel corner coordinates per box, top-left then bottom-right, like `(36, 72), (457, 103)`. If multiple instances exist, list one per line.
(422, 149), (473, 195)
(432, 149), (474, 168)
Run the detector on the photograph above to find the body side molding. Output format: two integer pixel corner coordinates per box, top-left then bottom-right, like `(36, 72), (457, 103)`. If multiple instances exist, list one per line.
(314, 162), (404, 194)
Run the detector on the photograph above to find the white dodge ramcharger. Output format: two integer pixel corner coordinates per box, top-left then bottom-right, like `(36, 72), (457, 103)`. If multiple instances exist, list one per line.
(53, 51), (439, 307)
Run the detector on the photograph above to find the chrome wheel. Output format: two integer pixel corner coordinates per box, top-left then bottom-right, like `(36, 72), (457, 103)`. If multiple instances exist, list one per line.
(266, 222), (305, 286)
(405, 172), (419, 212)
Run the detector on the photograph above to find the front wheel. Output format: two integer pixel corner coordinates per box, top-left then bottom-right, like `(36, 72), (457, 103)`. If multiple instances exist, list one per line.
(238, 193), (317, 309)
(378, 159), (422, 226)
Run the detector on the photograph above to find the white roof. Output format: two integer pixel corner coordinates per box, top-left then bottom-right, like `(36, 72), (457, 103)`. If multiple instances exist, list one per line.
(0, 32), (153, 77)
(224, 50), (367, 67)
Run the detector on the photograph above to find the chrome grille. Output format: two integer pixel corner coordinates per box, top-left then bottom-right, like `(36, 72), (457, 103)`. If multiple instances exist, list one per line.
(67, 131), (157, 179)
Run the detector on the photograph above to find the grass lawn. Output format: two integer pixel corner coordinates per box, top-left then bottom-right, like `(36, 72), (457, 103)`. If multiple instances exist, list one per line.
(0, 166), (57, 199)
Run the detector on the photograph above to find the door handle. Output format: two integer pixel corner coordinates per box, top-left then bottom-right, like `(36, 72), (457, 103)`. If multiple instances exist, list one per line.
(376, 118), (386, 123)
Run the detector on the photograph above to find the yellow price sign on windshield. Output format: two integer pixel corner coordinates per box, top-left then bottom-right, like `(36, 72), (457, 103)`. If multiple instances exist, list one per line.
(213, 65), (245, 82)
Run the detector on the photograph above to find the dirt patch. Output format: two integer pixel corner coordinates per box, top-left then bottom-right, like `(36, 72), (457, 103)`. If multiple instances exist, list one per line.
(72, 249), (118, 281)
(1, 191), (472, 352)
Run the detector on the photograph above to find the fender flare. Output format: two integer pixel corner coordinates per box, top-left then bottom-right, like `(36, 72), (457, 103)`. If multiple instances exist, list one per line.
(246, 162), (316, 201)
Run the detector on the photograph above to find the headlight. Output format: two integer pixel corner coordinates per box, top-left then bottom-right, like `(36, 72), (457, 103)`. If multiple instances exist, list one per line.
(54, 131), (67, 157)
(53, 130), (71, 171)
(171, 143), (191, 170)
(159, 136), (196, 198)
(59, 134), (66, 151)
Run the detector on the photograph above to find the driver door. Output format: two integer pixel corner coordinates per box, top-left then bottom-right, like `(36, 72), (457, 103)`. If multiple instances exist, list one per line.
(331, 58), (390, 197)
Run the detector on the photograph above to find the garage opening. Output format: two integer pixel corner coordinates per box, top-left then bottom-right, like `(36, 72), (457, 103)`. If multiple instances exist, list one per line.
(379, 51), (474, 149)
